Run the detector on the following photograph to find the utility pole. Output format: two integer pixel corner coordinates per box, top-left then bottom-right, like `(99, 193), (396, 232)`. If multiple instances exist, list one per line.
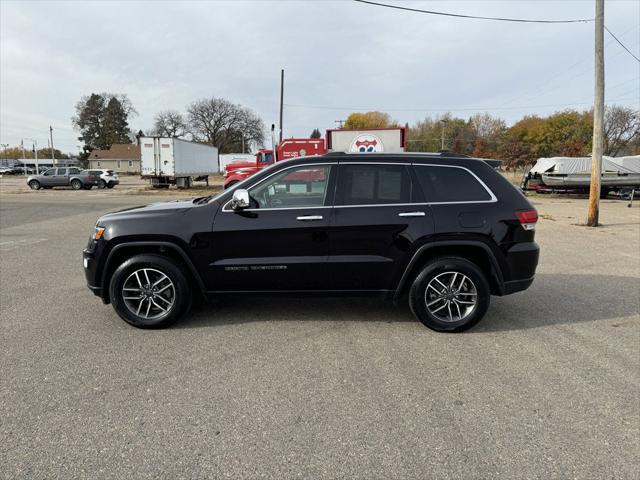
(0, 144), (8, 167)
(587, 0), (605, 227)
(34, 140), (38, 174)
(50, 126), (55, 165)
(21, 139), (26, 174)
(278, 69), (284, 144)
(335, 120), (345, 128)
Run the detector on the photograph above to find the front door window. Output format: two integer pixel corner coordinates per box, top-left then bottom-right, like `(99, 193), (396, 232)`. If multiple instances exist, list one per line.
(248, 165), (332, 209)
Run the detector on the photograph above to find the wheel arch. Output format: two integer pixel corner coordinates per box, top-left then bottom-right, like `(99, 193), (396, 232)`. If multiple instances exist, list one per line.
(99, 241), (206, 303)
(394, 241), (505, 300)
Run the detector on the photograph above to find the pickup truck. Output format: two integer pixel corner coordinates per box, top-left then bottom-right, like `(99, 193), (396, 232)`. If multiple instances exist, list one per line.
(27, 167), (99, 190)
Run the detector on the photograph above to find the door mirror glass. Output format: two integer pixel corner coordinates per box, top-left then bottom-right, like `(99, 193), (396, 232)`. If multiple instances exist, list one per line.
(230, 189), (250, 210)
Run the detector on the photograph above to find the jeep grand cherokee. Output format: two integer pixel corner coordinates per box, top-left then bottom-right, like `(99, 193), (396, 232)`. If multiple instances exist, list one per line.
(84, 153), (539, 332)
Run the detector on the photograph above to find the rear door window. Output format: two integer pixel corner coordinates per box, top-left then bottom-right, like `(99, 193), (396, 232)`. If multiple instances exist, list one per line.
(337, 164), (417, 206)
(56, 168), (68, 176)
(413, 165), (493, 203)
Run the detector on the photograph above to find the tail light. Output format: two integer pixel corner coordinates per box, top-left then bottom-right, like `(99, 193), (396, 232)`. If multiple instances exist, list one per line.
(516, 209), (538, 231)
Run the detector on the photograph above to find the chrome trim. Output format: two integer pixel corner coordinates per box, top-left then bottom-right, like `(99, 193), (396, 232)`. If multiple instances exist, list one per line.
(296, 215), (323, 221)
(334, 203), (429, 208)
(398, 211), (426, 217)
(339, 161), (411, 165)
(412, 163), (498, 203)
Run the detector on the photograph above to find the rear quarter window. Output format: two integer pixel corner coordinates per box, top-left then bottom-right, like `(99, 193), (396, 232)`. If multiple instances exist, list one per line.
(414, 165), (493, 203)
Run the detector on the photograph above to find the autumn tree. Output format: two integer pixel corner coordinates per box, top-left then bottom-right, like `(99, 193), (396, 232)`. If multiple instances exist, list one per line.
(604, 105), (640, 156)
(343, 111), (397, 129)
(187, 97), (265, 153)
(152, 110), (188, 138)
(1, 146), (69, 160)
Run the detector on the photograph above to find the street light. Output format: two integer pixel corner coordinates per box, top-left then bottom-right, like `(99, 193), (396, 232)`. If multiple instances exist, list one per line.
(22, 138), (39, 175)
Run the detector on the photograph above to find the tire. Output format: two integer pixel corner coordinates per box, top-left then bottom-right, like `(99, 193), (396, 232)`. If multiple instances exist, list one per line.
(83, 185), (93, 190)
(409, 256), (490, 332)
(106, 183), (115, 189)
(109, 254), (192, 328)
(600, 188), (609, 199)
(97, 179), (106, 189)
(71, 179), (82, 190)
(224, 180), (239, 190)
(28, 180), (41, 190)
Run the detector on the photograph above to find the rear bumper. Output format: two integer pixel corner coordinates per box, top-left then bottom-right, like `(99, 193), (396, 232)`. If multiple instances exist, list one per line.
(503, 276), (535, 294)
(500, 241), (539, 295)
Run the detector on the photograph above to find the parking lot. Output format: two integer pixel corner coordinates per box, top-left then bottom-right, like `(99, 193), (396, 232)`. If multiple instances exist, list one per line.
(1, 184), (638, 478)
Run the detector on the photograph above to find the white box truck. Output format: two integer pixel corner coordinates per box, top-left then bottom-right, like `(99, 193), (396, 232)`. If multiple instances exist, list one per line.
(140, 137), (219, 188)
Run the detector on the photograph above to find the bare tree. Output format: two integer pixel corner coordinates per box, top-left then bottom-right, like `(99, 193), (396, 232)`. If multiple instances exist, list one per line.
(187, 97), (265, 153)
(152, 110), (188, 138)
(604, 105), (640, 156)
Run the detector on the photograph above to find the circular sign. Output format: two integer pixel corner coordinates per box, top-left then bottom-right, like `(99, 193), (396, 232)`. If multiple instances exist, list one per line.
(349, 134), (384, 153)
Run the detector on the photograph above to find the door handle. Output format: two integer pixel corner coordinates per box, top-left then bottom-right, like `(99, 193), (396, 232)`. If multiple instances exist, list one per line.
(398, 211), (426, 217)
(296, 215), (323, 221)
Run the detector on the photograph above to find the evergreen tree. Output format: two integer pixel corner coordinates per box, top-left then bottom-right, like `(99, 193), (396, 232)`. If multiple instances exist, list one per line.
(310, 128), (322, 139)
(102, 97), (130, 146)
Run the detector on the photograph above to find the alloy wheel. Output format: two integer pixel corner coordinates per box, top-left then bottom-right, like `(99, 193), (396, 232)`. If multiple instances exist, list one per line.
(122, 268), (175, 320)
(425, 271), (477, 323)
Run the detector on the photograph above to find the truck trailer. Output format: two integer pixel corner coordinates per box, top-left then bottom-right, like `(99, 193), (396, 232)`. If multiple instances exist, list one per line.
(140, 137), (219, 188)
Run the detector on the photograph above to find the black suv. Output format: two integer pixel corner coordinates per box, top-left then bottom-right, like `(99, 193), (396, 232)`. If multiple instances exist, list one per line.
(84, 153), (539, 332)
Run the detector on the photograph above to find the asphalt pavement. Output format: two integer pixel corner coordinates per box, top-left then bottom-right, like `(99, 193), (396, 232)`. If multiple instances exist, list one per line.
(1, 190), (638, 479)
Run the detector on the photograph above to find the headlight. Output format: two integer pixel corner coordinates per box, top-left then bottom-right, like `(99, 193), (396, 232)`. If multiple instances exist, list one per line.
(93, 225), (105, 240)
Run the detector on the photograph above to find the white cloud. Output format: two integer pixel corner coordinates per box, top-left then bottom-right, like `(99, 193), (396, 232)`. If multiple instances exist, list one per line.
(1, 0), (638, 153)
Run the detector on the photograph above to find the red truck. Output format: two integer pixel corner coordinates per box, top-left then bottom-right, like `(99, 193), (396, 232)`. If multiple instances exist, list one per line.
(223, 138), (325, 189)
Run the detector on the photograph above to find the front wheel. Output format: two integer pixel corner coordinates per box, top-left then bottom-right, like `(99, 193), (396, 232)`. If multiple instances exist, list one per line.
(109, 254), (191, 328)
(71, 179), (82, 190)
(409, 256), (490, 332)
(97, 179), (106, 189)
(106, 183), (115, 189)
(28, 180), (41, 190)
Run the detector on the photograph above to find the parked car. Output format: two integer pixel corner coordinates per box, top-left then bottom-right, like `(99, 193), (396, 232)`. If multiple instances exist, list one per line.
(83, 153), (540, 331)
(84, 169), (119, 189)
(27, 167), (99, 190)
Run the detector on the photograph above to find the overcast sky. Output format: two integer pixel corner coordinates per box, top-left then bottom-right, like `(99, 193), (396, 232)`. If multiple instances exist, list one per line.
(1, 0), (639, 154)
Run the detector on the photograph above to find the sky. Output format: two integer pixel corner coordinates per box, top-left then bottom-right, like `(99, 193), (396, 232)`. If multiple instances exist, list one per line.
(1, 0), (639, 155)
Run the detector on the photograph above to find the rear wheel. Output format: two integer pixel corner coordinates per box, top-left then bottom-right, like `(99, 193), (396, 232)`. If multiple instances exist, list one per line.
(83, 185), (93, 190)
(97, 179), (107, 189)
(28, 180), (41, 190)
(71, 179), (82, 190)
(409, 256), (490, 332)
(109, 254), (191, 328)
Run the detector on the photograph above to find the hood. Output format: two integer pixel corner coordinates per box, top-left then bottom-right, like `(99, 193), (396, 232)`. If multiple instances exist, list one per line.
(98, 199), (195, 223)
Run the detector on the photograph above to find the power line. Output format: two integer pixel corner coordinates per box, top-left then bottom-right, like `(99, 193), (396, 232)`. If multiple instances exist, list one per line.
(283, 96), (638, 113)
(353, 0), (593, 24)
(605, 25), (640, 63)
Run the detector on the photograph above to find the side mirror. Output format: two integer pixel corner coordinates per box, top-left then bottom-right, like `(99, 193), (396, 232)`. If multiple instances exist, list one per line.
(230, 188), (250, 210)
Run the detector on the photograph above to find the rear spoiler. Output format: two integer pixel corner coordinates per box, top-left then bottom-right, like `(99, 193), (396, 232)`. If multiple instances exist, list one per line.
(482, 159), (503, 168)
